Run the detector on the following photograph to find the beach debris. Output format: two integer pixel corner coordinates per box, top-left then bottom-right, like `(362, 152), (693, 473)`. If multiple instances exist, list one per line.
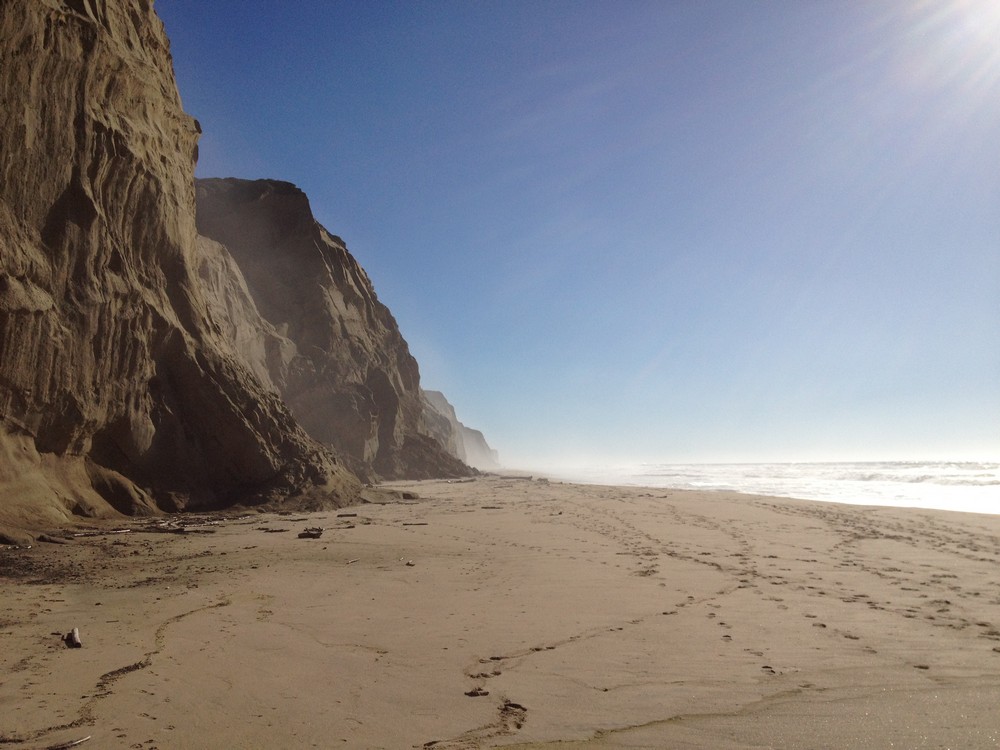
(45, 736), (91, 750)
(405, 560), (415, 567)
(402, 522), (428, 526)
(38, 533), (70, 544)
(0, 528), (33, 545)
(347, 558), (360, 565)
(63, 627), (82, 648)
(464, 687), (489, 697)
(297, 527), (324, 539)
(337, 512), (358, 518)
(144, 519), (216, 535)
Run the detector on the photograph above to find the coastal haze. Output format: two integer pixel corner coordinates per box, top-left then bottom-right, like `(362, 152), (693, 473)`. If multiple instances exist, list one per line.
(157, 0), (1000, 471)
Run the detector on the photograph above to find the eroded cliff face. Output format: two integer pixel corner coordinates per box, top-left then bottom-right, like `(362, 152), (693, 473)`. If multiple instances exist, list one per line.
(422, 390), (500, 471)
(194, 179), (473, 481)
(0, 0), (359, 530)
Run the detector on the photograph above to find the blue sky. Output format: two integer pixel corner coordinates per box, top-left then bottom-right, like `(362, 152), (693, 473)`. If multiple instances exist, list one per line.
(157, 0), (999, 468)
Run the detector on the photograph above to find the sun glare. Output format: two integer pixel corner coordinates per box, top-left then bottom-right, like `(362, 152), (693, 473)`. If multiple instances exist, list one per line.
(910, 0), (1000, 94)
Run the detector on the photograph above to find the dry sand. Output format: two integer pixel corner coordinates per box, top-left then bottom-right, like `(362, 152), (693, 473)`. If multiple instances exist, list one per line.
(2, 477), (999, 749)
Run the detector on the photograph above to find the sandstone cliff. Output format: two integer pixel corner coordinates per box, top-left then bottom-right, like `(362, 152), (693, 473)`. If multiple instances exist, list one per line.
(0, 0), (360, 531)
(460, 425), (501, 472)
(422, 390), (500, 471)
(194, 178), (474, 481)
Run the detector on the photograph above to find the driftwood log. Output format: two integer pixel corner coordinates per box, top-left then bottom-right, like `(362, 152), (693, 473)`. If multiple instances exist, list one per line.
(45, 736), (91, 750)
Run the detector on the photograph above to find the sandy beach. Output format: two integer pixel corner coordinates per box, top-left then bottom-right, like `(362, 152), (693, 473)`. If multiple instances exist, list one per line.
(2, 476), (999, 749)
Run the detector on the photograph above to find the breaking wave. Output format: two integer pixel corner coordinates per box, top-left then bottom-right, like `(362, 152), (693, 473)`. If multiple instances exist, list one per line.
(549, 461), (1000, 515)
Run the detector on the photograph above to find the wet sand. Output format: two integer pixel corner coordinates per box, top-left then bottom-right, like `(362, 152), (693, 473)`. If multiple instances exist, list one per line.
(2, 477), (999, 749)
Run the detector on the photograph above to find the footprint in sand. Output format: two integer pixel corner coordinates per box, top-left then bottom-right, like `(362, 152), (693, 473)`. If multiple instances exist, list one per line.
(469, 670), (501, 679)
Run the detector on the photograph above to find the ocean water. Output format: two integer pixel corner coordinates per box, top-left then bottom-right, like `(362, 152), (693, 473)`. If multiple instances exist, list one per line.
(546, 461), (1000, 515)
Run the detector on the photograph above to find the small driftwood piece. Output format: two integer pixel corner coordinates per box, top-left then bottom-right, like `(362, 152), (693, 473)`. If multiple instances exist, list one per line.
(64, 627), (82, 648)
(402, 522), (428, 526)
(298, 527), (324, 539)
(45, 736), (92, 750)
(337, 512), (358, 518)
(145, 521), (216, 535)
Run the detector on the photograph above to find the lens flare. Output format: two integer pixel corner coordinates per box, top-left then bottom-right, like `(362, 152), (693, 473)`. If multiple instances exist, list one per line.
(905, 0), (1000, 96)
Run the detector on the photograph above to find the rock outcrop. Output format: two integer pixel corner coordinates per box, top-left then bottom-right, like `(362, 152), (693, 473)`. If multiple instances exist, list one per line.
(194, 178), (474, 481)
(0, 0), (360, 529)
(422, 391), (500, 471)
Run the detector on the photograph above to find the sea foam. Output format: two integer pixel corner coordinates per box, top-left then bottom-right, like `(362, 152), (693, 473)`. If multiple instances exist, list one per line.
(547, 461), (1000, 515)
